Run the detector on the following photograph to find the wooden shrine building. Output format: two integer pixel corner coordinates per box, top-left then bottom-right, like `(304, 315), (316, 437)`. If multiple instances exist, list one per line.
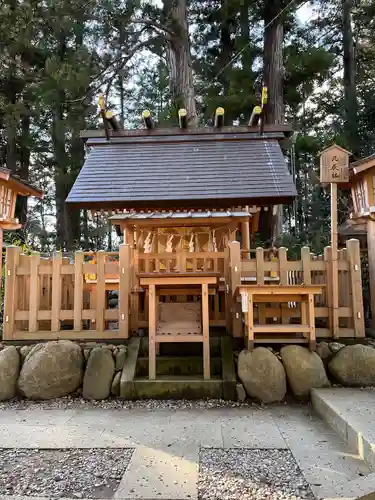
(1, 121), (365, 386)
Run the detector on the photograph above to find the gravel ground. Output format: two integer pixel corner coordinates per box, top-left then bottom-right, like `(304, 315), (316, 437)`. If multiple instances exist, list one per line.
(199, 449), (314, 500)
(0, 397), (262, 411)
(0, 448), (133, 498)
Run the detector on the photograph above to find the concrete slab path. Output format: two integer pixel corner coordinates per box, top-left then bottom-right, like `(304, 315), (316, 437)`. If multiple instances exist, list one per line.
(0, 404), (373, 500)
(312, 388), (375, 474)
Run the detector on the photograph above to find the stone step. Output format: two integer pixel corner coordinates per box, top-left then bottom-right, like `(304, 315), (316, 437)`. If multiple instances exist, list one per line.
(137, 356), (222, 377)
(132, 375), (224, 400)
(311, 387), (375, 471)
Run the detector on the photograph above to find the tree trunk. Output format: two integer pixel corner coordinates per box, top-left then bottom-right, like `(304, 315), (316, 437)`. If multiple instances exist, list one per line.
(53, 99), (72, 251)
(164, 0), (197, 125)
(263, 0), (284, 125)
(17, 108), (31, 226)
(263, 0), (285, 240)
(218, 1), (236, 124)
(343, 0), (358, 154)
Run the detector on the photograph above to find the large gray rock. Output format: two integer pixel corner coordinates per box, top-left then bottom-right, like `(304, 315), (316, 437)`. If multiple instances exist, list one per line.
(18, 341), (83, 400)
(83, 347), (115, 400)
(237, 347), (287, 403)
(111, 371), (121, 396)
(281, 345), (330, 397)
(115, 348), (127, 372)
(329, 344), (375, 386)
(316, 342), (333, 364)
(0, 346), (20, 400)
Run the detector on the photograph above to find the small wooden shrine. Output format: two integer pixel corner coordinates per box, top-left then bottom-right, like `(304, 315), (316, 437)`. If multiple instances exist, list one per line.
(342, 152), (375, 325)
(1, 110), (366, 388)
(0, 167), (43, 231)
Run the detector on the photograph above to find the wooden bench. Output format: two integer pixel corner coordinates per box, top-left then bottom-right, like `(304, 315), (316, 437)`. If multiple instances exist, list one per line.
(236, 284), (324, 351)
(138, 273), (219, 380)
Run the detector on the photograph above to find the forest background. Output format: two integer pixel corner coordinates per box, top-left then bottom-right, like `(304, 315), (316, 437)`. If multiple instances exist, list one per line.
(0, 0), (370, 257)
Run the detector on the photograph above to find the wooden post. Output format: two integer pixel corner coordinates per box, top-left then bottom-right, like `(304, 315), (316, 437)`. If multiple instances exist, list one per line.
(119, 244), (130, 339)
(202, 283), (210, 379)
(224, 246), (231, 332)
(229, 241), (242, 337)
(278, 247), (288, 323)
(3, 246), (21, 340)
(73, 251), (84, 332)
(324, 246), (333, 333)
(247, 293), (254, 350)
(278, 247), (288, 284)
(301, 246), (312, 285)
(148, 284), (156, 380)
(0, 228), (3, 301)
(367, 220), (375, 328)
(346, 238), (365, 337)
(123, 227), (128, 245)
(331, 183), (339, 337)
(29, 252), (41, 333)
(51, 251), (62, 332)
(96, 251), (105, 333)
(241, 219), (250, 260)
(308, 293), (316, 350)
(256, 247), (266, 324)
(130, 247), (139, 332)
(320, 145), (350, 337)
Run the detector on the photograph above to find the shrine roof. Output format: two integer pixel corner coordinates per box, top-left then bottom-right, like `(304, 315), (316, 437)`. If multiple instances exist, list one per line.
(66, 126), (297, 210)
(0, 168), (43, 198)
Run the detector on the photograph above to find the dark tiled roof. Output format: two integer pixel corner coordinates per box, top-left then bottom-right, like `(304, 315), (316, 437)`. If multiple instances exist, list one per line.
(66, 134), (297, 208)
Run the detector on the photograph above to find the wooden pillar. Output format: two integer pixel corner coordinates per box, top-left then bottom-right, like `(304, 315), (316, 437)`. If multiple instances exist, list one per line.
(119, 244), (131, 339)
(367, 220), (375, 328)
(123, 227), (128, 245)
(331, 183), (339, 337)
(347, 238), (365, 336)
(73, 251), (84, 332)
(229, 241), (242, 337)
(0, 228), (3, 298)
(241, 219), (250, 260)
(3, 245), (21, 340)
(51, 251), (62, 332)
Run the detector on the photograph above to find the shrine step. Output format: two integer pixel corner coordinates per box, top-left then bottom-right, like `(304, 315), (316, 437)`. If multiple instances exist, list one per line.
(132, 376), (224, 400)
(138, 335), (222, 357)
(136, 356), (222, 377)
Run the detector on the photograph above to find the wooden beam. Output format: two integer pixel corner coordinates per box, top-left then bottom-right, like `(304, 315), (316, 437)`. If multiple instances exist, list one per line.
(80, 124), (293, 139)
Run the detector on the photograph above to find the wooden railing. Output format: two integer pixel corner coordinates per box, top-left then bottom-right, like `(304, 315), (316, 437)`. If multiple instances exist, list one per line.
(228, 239), (365, 339)
(133, 251), (228, 329)
(3, 245), (131, 341)
(2, 240), (364, 341)
(137, 251), (226, 274)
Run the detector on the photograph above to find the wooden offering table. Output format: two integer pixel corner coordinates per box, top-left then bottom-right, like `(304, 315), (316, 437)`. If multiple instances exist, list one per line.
(138, 273), (219, 380)
(236, 285), (323, 351)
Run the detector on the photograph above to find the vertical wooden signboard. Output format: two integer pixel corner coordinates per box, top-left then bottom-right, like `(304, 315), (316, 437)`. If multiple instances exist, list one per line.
(319, 145), (350, 338)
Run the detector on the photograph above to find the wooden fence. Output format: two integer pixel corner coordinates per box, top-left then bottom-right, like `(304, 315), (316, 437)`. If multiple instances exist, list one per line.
(2, 246), (228, 340)
(2, 239), (365, 341)
(3, 246), (131, 341)
(228, 239), (365, 338)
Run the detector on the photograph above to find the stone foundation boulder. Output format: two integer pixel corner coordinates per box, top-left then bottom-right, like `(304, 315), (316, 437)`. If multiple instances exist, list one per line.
(238, 347), (287, 403)
(0, 346), (20, 401)
(83, 347), (115, 400)
(18, 341), (83, 400)
(115, 348), (127, 372)
(280, 345), (330, 397)
(329, 344), (375, 386)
